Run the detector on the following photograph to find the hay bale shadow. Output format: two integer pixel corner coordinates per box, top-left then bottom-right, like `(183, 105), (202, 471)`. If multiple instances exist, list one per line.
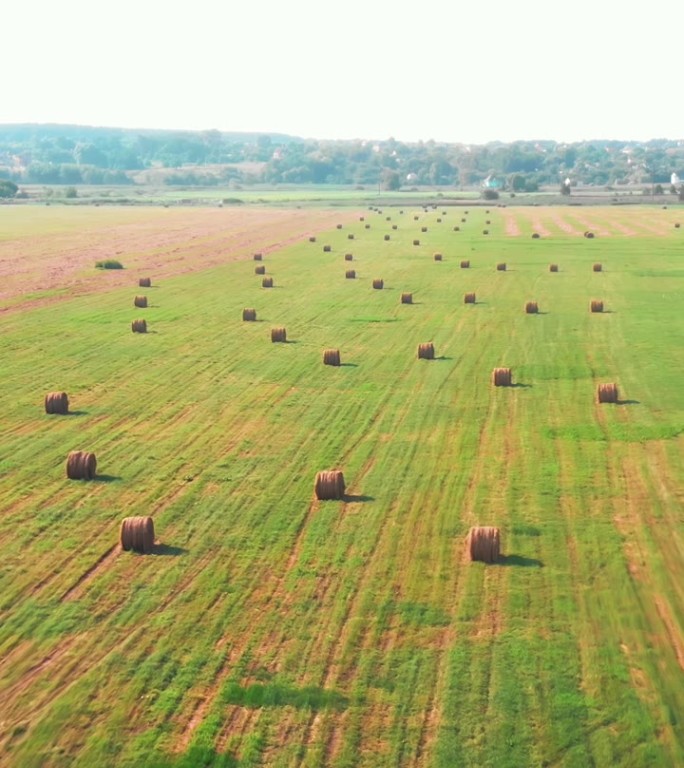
(435, 356), (453, 361)
(510, 383), (532, 389)
(343, 494), (374, 503)
(152, 544), (188, 556)
(66, 410), (88, 416)
(499, 554), (543, 567)
(339, 362), (358, 367)
(617, 399), (640, 406)
(92, 474), (122, 483)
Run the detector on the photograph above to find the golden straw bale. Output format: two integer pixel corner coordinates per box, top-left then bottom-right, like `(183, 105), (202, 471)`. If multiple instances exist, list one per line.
(417, 342), (435, 360)
(467, 526), (501, 563)
(120, 516), (155, 553)
(66, 450), (97, 480)
(492, 367), (512, 386)
(314, 470), (346, 500)
(45, 391), (69, 415)
(597, 382), (618, 403)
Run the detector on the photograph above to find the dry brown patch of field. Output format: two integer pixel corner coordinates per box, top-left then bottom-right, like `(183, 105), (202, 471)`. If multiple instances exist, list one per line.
(0, 206), (353, 314)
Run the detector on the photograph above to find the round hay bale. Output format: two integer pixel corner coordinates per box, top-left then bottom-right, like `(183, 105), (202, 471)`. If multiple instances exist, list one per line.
(486, 219), (491, 225)
(414, 215), (419, 221)
(242, 308), (257, 321)
(309, 236), (316, 242)
(413, 239), (420, 246)
(464, 292), (476, 304)
(597, 382), (618, 404)
(525, 301), (539, 314)
(434, 253), (442, 261)
(585, 231), (595, 239)
(45, 391), (69, 415)
(345, 270), (356, 279)
(323, 348), (341, 366)
(417, 342), (435, 360)
(593, 263), (602, 272)
(461, 217), (467, 223)
(253, 253), (263, 261)
(314, 470), (345, 500)
(262, 277), (273, 288)
(421, 226), (428, 233)
(255, 265), (266, 275)
(492, 367), (512, 387)
(66, 450), (97, 480)
(392, 224), (398, 230)
(138, 277), (151, 288)
(131, 319), (147, 333)
(467, 526), (500, 563)
(549, 263), (558, 272)
(347, 233), (354, 240)
(359, 216), (365, 221)
(344, 253), (353, 261)
(386, 216), (391, 221)
(323, 245), (331, 253)
(436, 217), (442, 223)
(453, 226), (460, 232)
(532, 233), (541, 239)
(120, 516), (155, 554)
(460, 260), (470, 268)
(464, 210), (469, 214)
(271, 327), (287, 343)
(365, 224), (371, 229)
(496, 263), (506, 271)
(134, 295), (148, 308)
(372, 279), (384, 289)
(675, 223), (680, 228)
(384, 234), (390, 241)
(336, 224), (343, 229)
(482, 229), (489, 235)
(401, 292), (413, 304)
(590, 300), (604, 313)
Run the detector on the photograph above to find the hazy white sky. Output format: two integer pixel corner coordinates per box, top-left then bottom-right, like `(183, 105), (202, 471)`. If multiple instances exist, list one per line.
(3, 0), (682, 143)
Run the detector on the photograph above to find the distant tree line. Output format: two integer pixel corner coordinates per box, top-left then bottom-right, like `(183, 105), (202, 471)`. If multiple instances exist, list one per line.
(0, 124), (682, 190)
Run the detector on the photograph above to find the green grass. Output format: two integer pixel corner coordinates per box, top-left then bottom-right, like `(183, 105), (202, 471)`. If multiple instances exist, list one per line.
(0, 205), (682, 767)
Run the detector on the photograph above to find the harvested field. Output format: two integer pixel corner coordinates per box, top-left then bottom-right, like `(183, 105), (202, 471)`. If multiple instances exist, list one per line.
(0, 204), (683, 768)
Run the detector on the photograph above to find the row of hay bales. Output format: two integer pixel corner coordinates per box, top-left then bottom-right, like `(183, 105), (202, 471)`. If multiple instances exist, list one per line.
(314, 469), (500, 562)
(45, 274), (161, 554)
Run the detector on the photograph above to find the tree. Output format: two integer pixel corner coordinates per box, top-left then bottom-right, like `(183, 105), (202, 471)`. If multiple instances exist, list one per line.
(0, 180), (18, 198)
(380, 169), (401, 191)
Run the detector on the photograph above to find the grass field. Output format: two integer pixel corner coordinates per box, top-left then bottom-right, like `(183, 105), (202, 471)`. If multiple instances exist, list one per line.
(0, 204), (682, 767)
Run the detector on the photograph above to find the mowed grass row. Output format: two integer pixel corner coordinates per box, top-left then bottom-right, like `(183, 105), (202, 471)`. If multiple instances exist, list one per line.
(0, 206), (682, 767)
